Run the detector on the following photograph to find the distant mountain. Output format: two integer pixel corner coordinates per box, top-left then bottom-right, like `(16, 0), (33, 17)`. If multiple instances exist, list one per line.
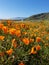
(10, 17), (26, 20)
(0, 12), (49, 21)
(24, 12), (49, 21)
(0, 17), (26, 21)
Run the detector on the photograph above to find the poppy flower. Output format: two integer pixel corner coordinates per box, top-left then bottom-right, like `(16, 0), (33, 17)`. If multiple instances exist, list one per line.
(6, 49), (13, 55)
(15, 30), (21, 37)
(19, 62), (25, 65)
(12, 38), (17, 48)
(22, 38), (29, 45)
(0, 36), (5, 41)
(0, 52), (4, 56)
(36, 37), (41, 42)
(36, 45), (41, 51)
(30, 47), (37, 54)
(9, 28), (16, 35)
(2, 26), (8, 34)
(0, 23), (4, 29)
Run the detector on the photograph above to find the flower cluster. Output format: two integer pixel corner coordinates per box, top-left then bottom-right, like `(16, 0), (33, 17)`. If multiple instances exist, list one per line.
(0, 20), (49, 65)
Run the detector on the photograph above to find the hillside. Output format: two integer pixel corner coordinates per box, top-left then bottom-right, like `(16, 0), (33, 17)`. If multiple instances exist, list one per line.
(24, 12), (49, 21)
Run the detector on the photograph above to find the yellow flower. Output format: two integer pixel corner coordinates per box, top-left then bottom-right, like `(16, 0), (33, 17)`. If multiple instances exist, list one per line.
(30, 47), (37, 54)
(46, 37), (48, 40)
(22, 32), (27, 35)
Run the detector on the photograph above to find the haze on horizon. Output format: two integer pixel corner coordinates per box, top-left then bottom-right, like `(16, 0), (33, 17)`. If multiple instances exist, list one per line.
(0, 0), (49, 19)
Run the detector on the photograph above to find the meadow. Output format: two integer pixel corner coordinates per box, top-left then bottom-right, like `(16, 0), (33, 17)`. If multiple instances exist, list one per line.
(0, 20), (49, 65)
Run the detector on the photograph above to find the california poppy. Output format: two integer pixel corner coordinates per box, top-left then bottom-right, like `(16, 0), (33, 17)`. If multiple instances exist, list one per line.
(12, 38), (17, 48)
(0, 23), (4, 29)
(22, 38), (29, 45)
(2, 26), (8, 34)
(30, 47), (37, 54)
(9, 28), (16, 35)
(30, 38), (34, 43)
(18, 62), (25, 65)
(15, 30), (21, 37)
(0, 36), (5, 41)
(0, 52), (4, 56)
(36, 45), (41, 51)
(36, 37), (41, 42)
(6, 49), (13, 55)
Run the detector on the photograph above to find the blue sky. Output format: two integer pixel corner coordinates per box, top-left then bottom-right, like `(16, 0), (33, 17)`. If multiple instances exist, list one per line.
(0, 0), (49, 19)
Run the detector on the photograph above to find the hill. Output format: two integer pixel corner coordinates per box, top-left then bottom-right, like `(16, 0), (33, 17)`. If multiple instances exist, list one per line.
(24, 12), (49, 21)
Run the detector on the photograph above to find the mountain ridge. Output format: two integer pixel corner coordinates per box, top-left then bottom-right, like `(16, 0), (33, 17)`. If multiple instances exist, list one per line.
(0, 12), (49, 21)
(24, 12), (49, 21)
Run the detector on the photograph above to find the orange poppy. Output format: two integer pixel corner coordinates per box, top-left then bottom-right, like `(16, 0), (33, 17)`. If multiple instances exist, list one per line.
(7, 20), (11, 26)
(30, 47), (37, 54)
(22, 32), (27, 35)
(30, 38), (34, 43)
(36, 45), (41, 51)
(15, 30), (21, 37)
(12, 39), (17, 48)
(36, 37), (41, 42)
(20, 23), (25, 28)
(6, 49), (13, 55)
(19, 62), (24, 65)
(9, 28), (16, 35)
(0, 36), (5, 40)
(2, 26), (8, 34)
(0, 23), (4, 29)
(46, 37), (48, 40)
(0, 52), (4, 56)
(22, 38), (29, 45)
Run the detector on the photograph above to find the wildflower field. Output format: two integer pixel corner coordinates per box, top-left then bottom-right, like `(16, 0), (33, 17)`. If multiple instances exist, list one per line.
(0, 20), (49, 65)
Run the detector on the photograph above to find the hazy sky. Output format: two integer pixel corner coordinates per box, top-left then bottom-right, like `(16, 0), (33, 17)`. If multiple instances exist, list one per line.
(0, 0), (49, 19)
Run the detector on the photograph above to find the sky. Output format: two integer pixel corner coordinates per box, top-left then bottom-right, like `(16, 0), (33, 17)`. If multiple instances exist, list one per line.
(0, 0), (49, 19)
